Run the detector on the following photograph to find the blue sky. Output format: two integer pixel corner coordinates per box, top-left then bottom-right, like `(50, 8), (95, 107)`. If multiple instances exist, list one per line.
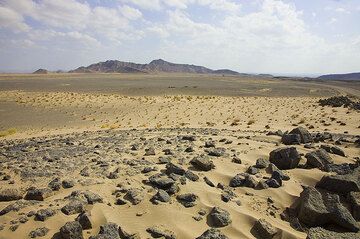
(0, 0), (359, 75)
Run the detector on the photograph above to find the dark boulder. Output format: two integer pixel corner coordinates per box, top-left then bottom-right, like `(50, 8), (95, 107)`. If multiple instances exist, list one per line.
(25, 188), (53, 201)
(289, 127), (313, 143)
(90, 223), (120, 239)
(196, 228), (229, 239)
(176, 193), (198, 207)
(305, 149), (333, 169)
(60, 221), (83, 239)
(316, 170), (360, 195)
(190, 155), (215, 171)
(0, 188), (23, 201)
(251, 219), (278, 239)
(281, 134), (301, 145)
(208, 207), (232, 227)
(297, 187), (359, 232)
(307, 227), (360, 239)
(269, 147), (301, 170)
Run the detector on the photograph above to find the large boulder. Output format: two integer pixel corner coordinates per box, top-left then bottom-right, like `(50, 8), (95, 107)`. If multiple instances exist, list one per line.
(61, 200), (85, 215)
(146, 226), (176, 239)
(190, 155), (215, 171)
(281, 134), (301, 145)
(208, 207), (232, 227)
(60, 221), (83, 239)
(0, 188), (23, 201)
(89, 223), (120, 239)
(25, 188), (53, 201)
(316, 169), (360, 195)
(297, 187), (359, 232)
(305, 149), (333, 169)
(251, 219), (278, 239)
(269, 147), (301, 170)
(229, 173), (258, 188)
(176, 193), (198, 208)
(349, 192), (360, 221)
(289, 127), (313, 143)
(196, 228), (229, 239)
(307, 227), (360, 239)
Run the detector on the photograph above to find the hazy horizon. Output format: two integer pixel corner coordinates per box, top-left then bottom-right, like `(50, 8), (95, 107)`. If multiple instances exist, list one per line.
(0, 0), (360, 75)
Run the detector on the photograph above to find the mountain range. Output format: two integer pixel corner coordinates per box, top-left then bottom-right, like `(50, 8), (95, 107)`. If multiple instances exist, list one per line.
(69, 59), (242, 75)
(317, 72), (360, 81)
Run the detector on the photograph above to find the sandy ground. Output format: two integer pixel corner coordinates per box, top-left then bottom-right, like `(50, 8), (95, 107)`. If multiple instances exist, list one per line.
(0, 73), (359, 239)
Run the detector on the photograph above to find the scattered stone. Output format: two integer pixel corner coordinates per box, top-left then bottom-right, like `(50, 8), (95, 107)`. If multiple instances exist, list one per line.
(145, 147), (156, 156)
(152, 189), (170, 203)
(48, 177), (61, 191)
(204, 177), (215, 187)
(124, 188), (144, 205)
(229, 173), (257, 188)
(182, 135), (196, 141)
(29, 227), (49, 238)
(62, 180), (75, 188)
(205, 141), (216, 148)
(176, 193), (198, 207)
(35, 208), (56, 221)
(255, 158), (269, 169)
(320, 144), (346, 157)
(185, 170), (199, 181)
(247, 166), (259, 175)
(166, 163), (185, 175)
(232, 157), (242, 164)
(207, 148), (226, 157)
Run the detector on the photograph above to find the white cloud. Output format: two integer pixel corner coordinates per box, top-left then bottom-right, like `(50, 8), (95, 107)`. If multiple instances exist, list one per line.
(119, 5), (142, 20)
(329, 17), (338, 24)
(122, 0), (241, 12)
(121, 0), (162, 10)
(0, 6), (30, 31)
(335, 7), (350, 14)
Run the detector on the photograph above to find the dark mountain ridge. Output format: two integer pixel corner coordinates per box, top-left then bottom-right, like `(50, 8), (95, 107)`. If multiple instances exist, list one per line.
(69, 59), (237, 75)
(318, 72), (360, 81)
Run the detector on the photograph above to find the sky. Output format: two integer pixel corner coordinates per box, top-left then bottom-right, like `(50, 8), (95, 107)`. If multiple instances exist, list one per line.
(0, 0), (359, 75)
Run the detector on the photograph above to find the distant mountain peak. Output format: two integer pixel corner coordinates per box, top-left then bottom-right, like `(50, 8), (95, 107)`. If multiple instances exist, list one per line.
(149, 59), (168, 64)
(69, 59), (241, 75)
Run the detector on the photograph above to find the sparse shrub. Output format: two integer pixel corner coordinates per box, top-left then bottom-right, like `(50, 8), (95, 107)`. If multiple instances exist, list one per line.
(247, 119), (255, 125)
(0, 128), (17, 137)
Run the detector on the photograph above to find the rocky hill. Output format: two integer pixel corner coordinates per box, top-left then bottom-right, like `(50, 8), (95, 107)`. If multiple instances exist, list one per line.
(69, 59), (237, 75)
(33, 69), (48, 74)
(318, 72), (360, 81)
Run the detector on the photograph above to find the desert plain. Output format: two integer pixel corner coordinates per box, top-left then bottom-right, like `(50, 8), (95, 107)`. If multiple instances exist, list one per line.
(0, 73), (359, 239)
